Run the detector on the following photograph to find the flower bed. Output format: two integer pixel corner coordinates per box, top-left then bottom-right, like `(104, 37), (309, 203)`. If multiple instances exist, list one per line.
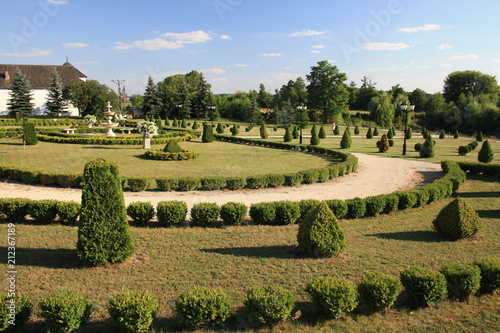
(144, 149), (200, 161)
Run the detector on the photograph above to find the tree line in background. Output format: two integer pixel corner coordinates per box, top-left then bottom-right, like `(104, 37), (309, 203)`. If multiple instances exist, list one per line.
(6, 61), (500, 136)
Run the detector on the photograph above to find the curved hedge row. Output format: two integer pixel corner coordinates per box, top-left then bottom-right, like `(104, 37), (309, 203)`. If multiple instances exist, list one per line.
(144, 149), (200, 161)
(456, 162), (500, 176)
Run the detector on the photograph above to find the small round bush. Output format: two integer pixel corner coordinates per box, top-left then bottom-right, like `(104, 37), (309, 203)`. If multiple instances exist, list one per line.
(473, 258), (500, 294)
(400, 267), (447, 307)
(127, 202), (154, 226)
(397, 191), (418, 210)
(244, 285), (296, 326)
(345, 197), (366, 219)
(325, 199), (348, 219)
(382, 194), (399, 214)
(127, 177), (151, 192)
(175, 287), (230, 328)
(156, 177), (178, 191)
(441, 263), (481, 301)
(299, 199), (320, 219)
(177, 177), (200, 191)
(225, 177), (246, 190)
(56, 201), (80, 224)
(156, 201), (187, 226)
(0, 294), (32, 331)
(274, 201), (300, 225)
(191, 202), (220, 227)
(433, 197), (482, 240)
(108, 289), (159, 333)
(358, 272), (401, 312)
(249, 202), (276, 225)
(28, 199), (58, 224)
(39, 290), (92, 333)
(364, 196), (386, 217)
(305, 276), (358, 319)
(220, 202), (247, 226)
(414, 143), (423, 152)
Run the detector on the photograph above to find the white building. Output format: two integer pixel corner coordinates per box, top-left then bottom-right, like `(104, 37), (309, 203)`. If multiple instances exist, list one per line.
(0, 61), (87, 116)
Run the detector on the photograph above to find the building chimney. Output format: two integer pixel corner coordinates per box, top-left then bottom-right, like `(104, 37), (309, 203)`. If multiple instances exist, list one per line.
(4, 70), (9, 80)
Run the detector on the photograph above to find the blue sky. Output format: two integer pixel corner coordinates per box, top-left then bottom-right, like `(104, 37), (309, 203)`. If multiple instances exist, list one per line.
(2, 0), (500, 96)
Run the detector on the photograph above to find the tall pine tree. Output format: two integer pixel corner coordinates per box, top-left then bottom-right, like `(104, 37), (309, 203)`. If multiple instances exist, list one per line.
(8, 68), (33, 117)
(46, 69), (68, 117)
(143, 76), (162, 118)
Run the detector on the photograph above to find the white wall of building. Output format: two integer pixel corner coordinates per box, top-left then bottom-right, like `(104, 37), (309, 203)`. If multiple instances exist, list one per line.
(0, 89), (79, 117)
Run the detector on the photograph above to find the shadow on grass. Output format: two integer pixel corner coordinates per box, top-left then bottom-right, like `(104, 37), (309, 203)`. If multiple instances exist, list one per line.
(1, 247), (82, 269)
(202, 245), (300, 259)
(476, 210), (500, 219)
(455, 191), (500, 198)
(367, 230), (445, 243)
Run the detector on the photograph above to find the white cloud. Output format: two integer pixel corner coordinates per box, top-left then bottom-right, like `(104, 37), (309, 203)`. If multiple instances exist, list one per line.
(113, 38), (183, 51)
(362, 42), (411, 50)
(441, 63), (453, 67)
(259, 52), (283, 56)
(327, 60), (336, 63)
(235, 64), (249, 67)
(291, 30), (329, 37)
(211, 78), (229, 82)
(449, 54), (479, 60)
(494, 59), (500, 63)
(162, 30), (212, 43)
(47, 0), (68, 4)
(220, 35), (231, 40)
(1, 48), (53, 57)
(203, 68), (226, 73)
(437, 44), (453, 50)
(62, 42), (89, 48)
(312, 45), (326, 49)
(400, 24), (441, 33)
(311, 50), (321, 54)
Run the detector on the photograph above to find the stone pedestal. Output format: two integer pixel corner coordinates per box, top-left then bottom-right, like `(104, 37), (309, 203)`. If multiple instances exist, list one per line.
(142, 137), (151, 149)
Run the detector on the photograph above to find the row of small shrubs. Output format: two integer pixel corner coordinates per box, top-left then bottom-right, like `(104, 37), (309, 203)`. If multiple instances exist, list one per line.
(458, 141), (479, 156)
(0, 128), (23, 138)
(0, 165), (82, 188)
(4, 258), (498, 332)
(0, 198), (80, 224)
(456, 161), (500, 176)
(36, 132), (196, 145)
(0, 118), (85, 127)
(143, 149), (200, 161)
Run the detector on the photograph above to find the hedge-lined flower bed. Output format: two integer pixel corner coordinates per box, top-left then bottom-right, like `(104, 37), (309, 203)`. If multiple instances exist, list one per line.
(144, 149), (200, 161)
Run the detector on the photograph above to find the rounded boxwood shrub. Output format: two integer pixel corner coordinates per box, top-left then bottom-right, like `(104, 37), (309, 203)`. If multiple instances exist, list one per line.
(225, 177), (246, 190)
(299, 199), (320, 219)
(200, 176), (226, 190)
(246, 175), (269, 189)
(415, 142), (423, 152)
(56, 201), (81, 224)
(0, 294), (32, 331)
(364, 196), (386, 217)
(267, 174), (286, 187)
(156, 177), (178, 191)
(458, 145), (469, 156)
(175, 287), (230, 328)
(382, 194), (399, 214)
(177, 177), (200, 191)
(297, 201), (346, 258)
(300, 170), (319, 184)
(108, 289), (159, 333)
(400, 267), (447, 307)
(156, 201), (187, 227)
(473, 258), (500, 294)
(358, 272), (401, 312)
(440, 263), (481, 301)
(220, 202), (247, 226)
(244, 285), (296, 326)
(345, 197), (366, 219)
(27, 199), (58, 224)
(56, 173), (81, 188)
(0, 198), (29, 222)
(127, 202), (155, 226)
(191, 202), (220, 227)
(127, 177), (151, 192)
(274, 201), (301, 225)
(325, 199), (348, 219)
(413, 189), (430, 207)
(397, 191), (418, 210)
(77, 159), (134, 266)
(305, 276), (358, 319)
(39, 290), (92, 333)
(433, 197), (482, 240)
(250, 202), (276, 225)
(284, 173), (303, 186)
(39, 171), (59, 186)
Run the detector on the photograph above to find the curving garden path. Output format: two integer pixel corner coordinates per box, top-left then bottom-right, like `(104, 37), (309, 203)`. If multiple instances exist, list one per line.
(0, 153), (443, 210)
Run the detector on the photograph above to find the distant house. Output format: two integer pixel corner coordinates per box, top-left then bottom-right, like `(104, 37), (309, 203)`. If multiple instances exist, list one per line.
(0, 61), (87, 116)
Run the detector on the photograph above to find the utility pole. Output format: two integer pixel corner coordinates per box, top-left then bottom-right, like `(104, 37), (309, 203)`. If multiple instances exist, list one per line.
(111, 79), (126, 114)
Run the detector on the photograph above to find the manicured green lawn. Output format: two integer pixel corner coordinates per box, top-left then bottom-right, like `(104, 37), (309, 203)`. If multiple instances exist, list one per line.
(1, 175), (498, 332)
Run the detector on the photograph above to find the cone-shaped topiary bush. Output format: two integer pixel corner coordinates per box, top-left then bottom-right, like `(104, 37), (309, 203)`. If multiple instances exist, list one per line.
(297, 201), (346, 258)
(406, 127), (412, 139)
(231, 124), (239, 136)
(354, 124), (360, 135)
(432, 197), (482, 240)
(378, 134), (389, 152)
(216, 123), (224, 134)
(373, 126), (379, 136)
(333, 124), (340, 135)
(319, 125), (326, 139)
(284, 125), (293, 142)
(191, 120), (198, 129)
(366, 127), (373, 138)
(476, 131), (484, 142)
(163, 140), (183, 153)
(387, 127), (394, 139)
(340, 127), (351, 149)
(439, 129), (445, 139)
(310, 124), (320, 145)
(77, 159), (134, 266)
(202, 123), (214, 143)
(419, 136), (435, 158)
(478, 140), (494, 163)
(292, 125), (299, 139)
(454, 129), (459, 139)
(22, 122), (38, 145)
(259, 120), (268, 139)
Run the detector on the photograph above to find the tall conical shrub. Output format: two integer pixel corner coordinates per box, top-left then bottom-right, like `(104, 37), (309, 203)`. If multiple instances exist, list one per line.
(202, 123), (214, 143)
(231, 124), (239, 136)
(354, 124), (360, 135)
(292, 126), (299, 139)
(433, 197), (482, 240)
(340, 127), (351, 149)
(378, 134), (389, 152)
(216, 123), (224, 134)
(366, 127), (373, 139)
(163, 140), (182, 153)
(297, 201), (346, 258)
(22, 122), (38, 145)
(77, 159), (134, 266)
(373, 126), (379, 136)
(476, 131), (484, 142)
(333, 125), (340, 135)
(439, 129), (445, 139)
(259, 120), (268, 139)
(319, 126), (326, 139)
(453, 130), (459, 139)
(478, 140), (494, 163)
(406, 127), (412, 139)
(310, 124), (320, 145)
(284, 125), (292, 142)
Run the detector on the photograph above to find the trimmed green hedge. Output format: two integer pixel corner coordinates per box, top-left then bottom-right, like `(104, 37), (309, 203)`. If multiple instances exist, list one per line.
(144, 149), (200, 161)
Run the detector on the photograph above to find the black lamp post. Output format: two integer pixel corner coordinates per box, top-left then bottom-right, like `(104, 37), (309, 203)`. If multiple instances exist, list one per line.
(400, 102), (415, 155)
(175, 104), (183, 120)
(297, 105), (307, 144)
(208, 105), (216, 125)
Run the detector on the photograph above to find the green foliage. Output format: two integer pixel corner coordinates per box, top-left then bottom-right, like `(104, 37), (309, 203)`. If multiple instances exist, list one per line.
(108, 289), (158, 333)
(419, 136), (435, 158)
(397, 191), (418, 210)
(441, 263), (481, 301)
(200, 176), (226, 190)
(144, 149), (200, 161)
(345, 197), (366, 219)
(310, 124), (320, 145)
(225, 177), (246, 190)
(56, 173), (81, 188)
(333, 125), (340, 135)
(172, 118), (179, 127)
(473, 258), (500, 294)
(250, 202), (276, 225)
(406, 127), (412, 139)
(284, 125), (293, 142)
(38, 290), (92, 333)
(373, 126), (379, 136)
(400, 267), (447, 307)
(216, 123), (224, 134)
(298, 199), (320, 218)
(181, 119), (187, 128)
(0, 198), (29, 222)
(22, 122), (38, 145)
(191, 203), (220, 227)
(478, 140), (494, 163)
(259, 120), (269, 139)
(414, 143), (423, 152)
(7, 69), (33, 117)
(177, 177), (200, 191)
(387, 127), (394, 139)
(439, 129), (446, 139)
(175, 287), (230, 328)
(220, 202), (247, 226)
(433, 197), (482, 240)
(377, 134), (389, 152)
(476, 131), (484, 142)
(358, 272), (401, 312)
(156, 201), (187, 226)
(300, 169), (319, 184)
(292, 126), (299, 139)
(246, 175), (269, 189)
(274, 201), (301, 225)
(28, 199), (58, 224)
(354, 124), (360, 135)
(77, 159), (134, 266)
(454, 130), (459, 139)
(364, 196), (386, 217)
(266, 174), (285, 187)
(156, 177), (178, 191)
(305, 276), (358, 319)
(56, 201), (80, 224)
(0, 294), (32, 331)
(382, 194), (399, 214)
(202, 123), (215, 143)
(318, 125), (326, 139)
(127, 177), (151, 192)
(297, 201), (346, 257)
(244, 285), (296, 326)
(230, 124), (239, 136)
(191, 120), (199, 129)
(325, 199), (348, 219)
(340, 127), (351, 149)
(366, 127), (373, 138)
(163, 140), (182, 153)
(127, 202), (154, 226)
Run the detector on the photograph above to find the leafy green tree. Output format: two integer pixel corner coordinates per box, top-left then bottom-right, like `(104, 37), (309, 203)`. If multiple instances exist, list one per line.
(257, 83), (273, 108)
(281, 100), (296, 126)
(310, 124), (320, 145)
(478, 140), (494, 163)
(7, 68), (33, 117)
(64, 79), (118, 118)
(191, 73), (212, 118)
(46, 69), (68, 117)
(368, 92), (394, 128)
(306, 60), (350, 123)
(77, 159), (134, 266)
(443, 70), (499, 103)
(410, 88), (429, 112)
(340, 127), (351, 149)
